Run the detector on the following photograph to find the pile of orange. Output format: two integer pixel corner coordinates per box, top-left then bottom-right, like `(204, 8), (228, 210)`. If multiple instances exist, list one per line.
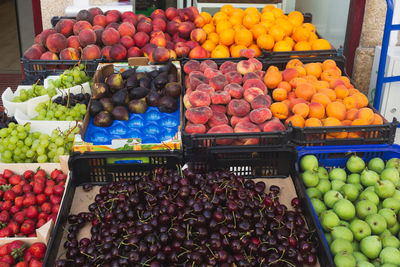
(199, 5), (331, 58)
(266, 59), (383, 139)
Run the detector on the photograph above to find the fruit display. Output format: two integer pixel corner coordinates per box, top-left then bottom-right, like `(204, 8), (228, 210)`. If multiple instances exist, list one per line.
(11, 84), (55, 103)
(0, 168), (66, 238)
(183, 58), (286, 145)
(0, 241), (47, 266)
(200, 5), (331, 58)
(52, 92), (90, 107)
(33, 101), (86, 121)
(55, 167), (319, 266)
(0, 111), (17, 130)
(0, 123), (76, 163)
(46, 65), (91, 90)
(300, 154), (400, 266)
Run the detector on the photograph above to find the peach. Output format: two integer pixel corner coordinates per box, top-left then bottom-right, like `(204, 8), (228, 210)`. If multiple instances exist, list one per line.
(150, 47), (170, 63)
(55, 19), (75, 37)
(117, 22), (136, 37)
(123, 17), (137, 26)
(59, 48), (79, 60)
(67, 36), (80, 49)
(237, 60), (256, 75)
(243, 72), (261, 82)
(137, 14), (146, 22)
(110, 44), (127, 60)
(225, 71), (243, 84)
(251, 95), (272, 109)
(46, 33), (67, 53)
(133, 32), (149, 48)
(106, 10), (121, 24)
(200, 60), (218, 72)
(190, 28), (207, 44)
(211, 105), (226, 114)
(150, 30), (164, 38)
(153, 18), (167, 32)
(282, 68), (299, 82)
(231, 115), (250, 128)
(189, 73), (208, 89)
(89, 7), (103, 17)
(178, 22), (195, 39)
(82, 44), (101, 60)
(234, 121), (261, 145)
(248, 58), (262, 70)
(244, 87), (264, 103)
(183, 94), (192, 109)
(102, 28), (120, 46)
(127, 46), (143, 57)
(31, 44), (45, 53)
(189, 91), (211, 107)
(77, 9), (94, 23)
(208, 111), (229, 128)
(186, 40), (200, 50)
(228, 99), (251, 117)
(151, 9), (165, 20)
(166, 41), (174, 50)
(101, 46), (112, 60)
(93, 15), (107, 27)
(34, 33), (41, 45)
(210, 74), (228, 91)
(142, 43), (157, 56)
(122, 11), (137, 23)
(174, 42), (190, 57)
(166, 21), (179, 36)
(137, 20), (153, 34)
(39, 28), (56, 46)
(196, 84), (215, 94)
(204, 68), (222, 80)
(40, 51), (58, 60)
(207, 125), (234, 145)
(224, 83), (244, 99)
(185, 106), (213, 124)
(194, 15), (206, 28)
(120, 36), (135, 49)
(243, 79), (267, 93)
(23, 47), (42, 60)
(211, 91), (231, 105)
(262, 117), (286, 132)
(73, 21), (92, 35)
(250, 108), (272, 124)
(184, 60), (200, 74)
(94, 29), (104, 46)
(189, 46), (208, 59)
(150, 36), (167, 47)
(308, 102), (325, 119)
(239, 49), (256, 59)
(106, 22), (119, 30)
(165, 7), (178, 20)
(255, 70), (265, 79)
(78, 29), (96, 47)
(220, 61), (237, 74)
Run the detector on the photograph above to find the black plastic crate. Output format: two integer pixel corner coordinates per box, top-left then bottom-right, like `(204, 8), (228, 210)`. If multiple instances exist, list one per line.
(21, 58), (101, 85)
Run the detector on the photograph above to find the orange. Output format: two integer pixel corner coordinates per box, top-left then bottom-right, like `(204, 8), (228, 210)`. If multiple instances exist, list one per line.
(294, 41), (311, 51)
(268, 25), (286, 42)
(308, 32), (319, 43)
(294, 82), (316, 101)
(272, 88), (288, 101)
(352, 92), (368, 108)
(233, 24), (246, 31)
(319, 88), (337, 101)
(245, 7), (259, 15)
(291, 26), (310, 43)
(271, 102), (289, 119)
(216, 20), (232, 33)
(292, 103), (310, 118)
(262, 5), (275, 13)
(248, 44), (262, 57)
(211, 44), (230, 58)
(260, 20), (274, 30)
(231, 8), (245, 17)
(272, 7), (285, 19)
(334, 85), (349, 99)
(273, 40), (292, 52)
(326, 101), (346, 121)
(343, 96), (359, 110)
(235, 29), (253, 47)
(213, 12), (228, 24)
(305, 118), (323, 127)
(219, 28), (235, 46)
(231, 44), (247, 57)
(221, 4), (234, 15)
(311, 93), (331, 108)
(203, 24), (215, 34)
(285, 114), (305, 128)
(302, 23), (316, 33)
(261, 12), (275, 22)
(284, 37), (295, 48)
(286, 59), (303, 69)
(243, 13), (260, 29)
(322, 59), (337, 70)
(229, 15), (243, 26)
(200, 12), (212, 24)
(256, 34), (275, 50)
(208, 32), (219, 44)
(202, 40), (216, 52)
(276, 18), (294, 36)
(287, 11), (304, 27)
(312, 39), (331, 50)
(251, 24), (267, 39)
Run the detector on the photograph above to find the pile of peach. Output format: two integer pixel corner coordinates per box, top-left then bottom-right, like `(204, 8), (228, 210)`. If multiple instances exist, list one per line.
(183, 58), (286, 145)
(267, 59), (384, 138)
(23, 7), (208, 62)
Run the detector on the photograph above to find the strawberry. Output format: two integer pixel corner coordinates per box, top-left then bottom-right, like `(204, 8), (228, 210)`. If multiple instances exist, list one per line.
(25, 206), (38, 220)
(20, 220), (35, 235)
(36, 219), (46, 229)
(23, 170), (34, 181)
(55, 173), (67, 183)
(23, 195), (36, 207)
(0, 178), (7, 186)
(47, 214), (57, 223)
(0, 211), (9, 223)
(16, 262), (28, 267)
(0, 263), (10, 267)
(23, 250), (32, 262)
(1, 201), (11, 211)
(37, 212), (48, 221)
(7, 221), (19, 235)
(9, 206), (20, 214)
(3, 190), (15, 201)
(9, 240), (25, 259)
(2, 169), (13, 180)
(24, 192), (35, 198)
(14, 211), (25, 224)
(33, 170), (45, 180)
(51, 204), (60, 214)
(32, 183), (44, 195)
(35, 194), (47, 205)
(28, 243), (46, 259)
(0, 244), (9, 256)
(28, 233), (36, 237)
(14, 196), (23, 208)
(18, 180), (27, 186)
(11, 184), (22, 195)
(58, 181), (66, 186)
(28, 259), (42, 267)
(40, 203), (51, 214)
(22, 184), (32, 193)
(52, 185), (64, 196)
(9, 175), (21, 185)
(45, 180), (55, 187)
(50, 169), (61, 180)
(43, 186), (53, 197)
(50, 195), (61, 205)
(0, 255), (13, 265)
(0, 227), (10, 237)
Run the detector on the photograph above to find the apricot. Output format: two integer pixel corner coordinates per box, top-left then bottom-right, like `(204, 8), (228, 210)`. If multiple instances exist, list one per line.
(264, 66), (282, 89)
(322, 59), (337, 71)
(304, 118), (322, 127)
(272, 88), (287, 102)
(292, 103), (309, 118)
(289, 77), (307, 89)
(208, 112), (229, 128)
(334, 85), (349, 99)
(271, 102), (289, 120)
(352, 92), (369, 108)
(330, 78), (346, 89)
(186, 106), (213, 124)
(294, 82), (316, 101)
(304, 63), (322, 79)
(355, 107), (374, 124)
(319, 88), (336, 101)
(228, 99), (251, 117)
(372, 113), (384, 125)
(289, 98), (307, 110)
(343, 96), (359, 110)
(82, 44), (101, 60)
(282, 68), (299, 82)
(286, 59), (303, 69)
(324, 117), (342, 137)
(285, 115), (305, 128)
(59, 48), (79, 60)
(185, 123), (206, 134)
(308, 102), (325, 119)
(55, 19), (75, 37)
(326, 101), (346, 121)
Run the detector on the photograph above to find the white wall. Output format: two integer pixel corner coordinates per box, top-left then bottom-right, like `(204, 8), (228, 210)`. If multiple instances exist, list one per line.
(295, 0), (350, 49)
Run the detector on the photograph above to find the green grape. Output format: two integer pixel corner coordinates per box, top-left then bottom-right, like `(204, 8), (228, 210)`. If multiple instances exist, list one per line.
(24, 137), (33, 146)
(56, 147), (64, 155)
(26, 150), (34, 158)
(53, 156), (60, 163)
(33, 132), (41, 139)
(2, 150), (11, 159)
(48, 151), (55, 159)
(21, 146), (28, 153)
(37, 155), (47, 163)
(54, 137), (64, 146)
(14, 147), (21, 156)
(8, 123), (16, 129)
(10, 136), (18, 144)
(7, 143), (16, 150)
(0, 145), (5, 152)
(48, 143), (57, 151)
(39, 134), (49, 140)
(0, 129), (7, 138)
(40, 139), (49, 147)
(36, 146), (45, 155)
(16, 125), (24, 132)
(16, 140), (24, 148)
(17, 132), (27, 140)
(24, 159), (32, 163)
(10, 130), (17, 136)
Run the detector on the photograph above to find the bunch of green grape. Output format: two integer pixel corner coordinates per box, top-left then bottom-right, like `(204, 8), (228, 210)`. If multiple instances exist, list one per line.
(33, 101), (86, 121)
(0, 122), (77, 163)
(12, 84), (57, 103)
(47, 65), (91, 90)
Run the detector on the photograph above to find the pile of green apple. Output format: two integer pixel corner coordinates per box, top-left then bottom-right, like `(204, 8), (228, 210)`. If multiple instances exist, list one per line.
(300, 154), (400, 267)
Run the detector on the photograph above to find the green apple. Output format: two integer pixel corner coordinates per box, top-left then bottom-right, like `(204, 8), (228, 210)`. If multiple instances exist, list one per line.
(386, 158), (400, 169)
(316, 179), (331, 194)
(365, 214), (388, 235)
(380, 229), (392, 240)
(380, 167), (400, 186)
(389, 222), (400, 235)
(306, 188), (322, 199)
(357, 261), (375, 267)
(361, 169), (380, 187)
(356, 200), (378, 219)
(332, 180), (345, 191)
(341, 184), (359, 201)
(329, 168), (347, 182)
(375, 180), (395, 199)
(339, 220), (350, 228)
(310, 198), (326, 216)
(360, 235), (382, 259)
(347, 155), (365, 173)
(332, 226), (354, 242)
(321, 210), (340, 231)
(365, 186), (376, 191)
(334, 251), (356, 267)
(302, 170), (319, 187)
(382, 234), (400, 248)
(373, 260), (382, 267)
(324, 190), (344, 208)
(317, 166), (329, 179)
(330, 238), (353, 255)
(325, 232), (333, 245)
(351, 240), (359, 251)
(350, 219), (372, 241)
(359, 190), (380, 206)
(300, 155), (319, 171)
(353, 251), (368, 262)
(392, 190), (400, 201)
(382, 198), (400, 213)
(380, 264), (397, 267)
(347, 173), (361, 185)
(334, 199), (356, 220)
(354, 183), (364, 192)
(378, 208), (397, 227)
(380, 247), (400, 265)
(368, 157), (386, 174)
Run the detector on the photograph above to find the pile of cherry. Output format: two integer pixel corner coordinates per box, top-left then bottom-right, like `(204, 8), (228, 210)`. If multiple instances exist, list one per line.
(56, 168), (318, 267)
(0, 169), (67, 237)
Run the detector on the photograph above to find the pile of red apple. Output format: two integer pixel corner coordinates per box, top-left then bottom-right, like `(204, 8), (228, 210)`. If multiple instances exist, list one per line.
(0, 169), (66, 238)
(0, 241), (46, 267)
(23, 7), (208, 63)
(183, 59), (286, 145)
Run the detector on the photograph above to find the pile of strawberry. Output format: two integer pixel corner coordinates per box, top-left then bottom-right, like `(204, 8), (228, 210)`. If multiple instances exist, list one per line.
(0, 241), (46, 266)
(0, 169), (67, 237)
